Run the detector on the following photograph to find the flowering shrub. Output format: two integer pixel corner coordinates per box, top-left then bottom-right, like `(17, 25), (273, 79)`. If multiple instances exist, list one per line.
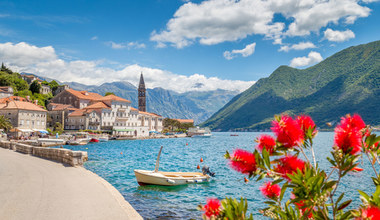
(199, 114), (380, 219)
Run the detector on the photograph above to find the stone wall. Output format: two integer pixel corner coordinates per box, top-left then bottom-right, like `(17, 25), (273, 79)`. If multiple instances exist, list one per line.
(0, 141), (88, 166)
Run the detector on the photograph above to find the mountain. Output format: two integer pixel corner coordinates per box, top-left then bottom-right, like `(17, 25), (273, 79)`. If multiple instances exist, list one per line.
(202, 40), (380, 131)
(65, 81), (239, 124)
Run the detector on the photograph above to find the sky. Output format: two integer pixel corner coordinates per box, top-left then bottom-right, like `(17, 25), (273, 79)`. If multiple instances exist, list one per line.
(0, 0), (379, 93)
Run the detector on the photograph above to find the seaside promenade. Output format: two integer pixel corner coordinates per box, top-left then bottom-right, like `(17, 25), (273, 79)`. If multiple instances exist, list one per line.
(0, 148), (142, 220)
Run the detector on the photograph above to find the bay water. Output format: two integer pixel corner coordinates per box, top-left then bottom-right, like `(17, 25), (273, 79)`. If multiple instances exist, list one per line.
(66, 132), (377, 219)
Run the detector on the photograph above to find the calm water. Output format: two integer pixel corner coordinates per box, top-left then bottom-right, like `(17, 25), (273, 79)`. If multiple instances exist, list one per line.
(65, 132), (377, 219)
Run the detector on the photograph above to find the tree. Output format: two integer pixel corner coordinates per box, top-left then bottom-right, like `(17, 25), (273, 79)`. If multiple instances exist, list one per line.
(53, 122), (64, 134)
(1, 63), (13, 74)
(0, 115), (12, 131)
(29, 80), (41, 94)
(105, 92), (115, 96)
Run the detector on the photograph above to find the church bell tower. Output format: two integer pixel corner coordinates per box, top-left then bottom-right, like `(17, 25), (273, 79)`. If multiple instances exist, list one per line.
(138, 73), (146, 112)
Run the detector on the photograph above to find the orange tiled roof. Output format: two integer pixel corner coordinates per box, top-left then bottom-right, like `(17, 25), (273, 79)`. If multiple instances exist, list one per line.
(0, 96), (26, 103)
(130, 107), (139, 111)
(139, 111), (162, 117)
(68, 109), (86, 117)
(66, 89), (103, 100)
(84, 101), (110, 109)
(96, 94), (131, 103)
(49, 103), (74, 111)
(0, 100), (46, 112)
(175, 119), (194, 124)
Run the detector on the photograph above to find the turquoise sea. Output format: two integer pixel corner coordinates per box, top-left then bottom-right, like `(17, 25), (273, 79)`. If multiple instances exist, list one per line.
(65, 132), (377, 219)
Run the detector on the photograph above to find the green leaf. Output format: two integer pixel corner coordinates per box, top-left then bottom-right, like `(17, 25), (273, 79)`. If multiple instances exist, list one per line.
(337, 200), (352, 211)
(224, 151), (231, 159)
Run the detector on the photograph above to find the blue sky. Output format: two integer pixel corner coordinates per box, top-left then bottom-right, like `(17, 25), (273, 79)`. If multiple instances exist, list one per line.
(0, 0), (379, 92)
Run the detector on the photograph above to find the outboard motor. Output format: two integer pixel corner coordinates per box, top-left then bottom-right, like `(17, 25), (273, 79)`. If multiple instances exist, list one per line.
(202, 166), (215, 177)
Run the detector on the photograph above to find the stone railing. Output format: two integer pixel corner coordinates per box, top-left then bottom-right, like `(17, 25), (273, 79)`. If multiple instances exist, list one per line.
(0, 141), (88, 166)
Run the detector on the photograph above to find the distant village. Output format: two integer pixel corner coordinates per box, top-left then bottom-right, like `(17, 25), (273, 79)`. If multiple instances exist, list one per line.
(0, 69), (195, 139)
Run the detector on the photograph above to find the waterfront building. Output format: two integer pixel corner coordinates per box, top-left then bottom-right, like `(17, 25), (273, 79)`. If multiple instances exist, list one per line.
(138, 73), (146, 112)
(47, 103), (76, 129)
(0, 86), (14, 98)
(49, 89), (103, 109)
(174, 119), (194, 125)
(0, 100), (47, 134)
(49, 88), (163, 137)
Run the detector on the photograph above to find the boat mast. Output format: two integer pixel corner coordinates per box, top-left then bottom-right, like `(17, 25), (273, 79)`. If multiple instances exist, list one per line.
(154, 146), (163, 172)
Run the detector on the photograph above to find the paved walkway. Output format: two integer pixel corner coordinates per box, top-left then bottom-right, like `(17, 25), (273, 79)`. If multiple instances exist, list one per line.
(0, 148), (142, 220)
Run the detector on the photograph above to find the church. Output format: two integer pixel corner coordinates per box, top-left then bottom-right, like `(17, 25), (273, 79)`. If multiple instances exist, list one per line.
(48, 73), (163, 137)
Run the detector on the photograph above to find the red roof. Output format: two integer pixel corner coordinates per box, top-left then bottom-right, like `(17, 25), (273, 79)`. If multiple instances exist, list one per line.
(139, 111), (162, 117)
(0, 96), (26, 103)
(130, 107), (139, 112)
(0, 100), (46, 112)
(96, 94), (131, 103)
(84, 102), (110, 109)
(49, 103), (74, 111)
(175, 119), (194, 124)
(68, 109), (86, 117)
(66, 89), (103, 100)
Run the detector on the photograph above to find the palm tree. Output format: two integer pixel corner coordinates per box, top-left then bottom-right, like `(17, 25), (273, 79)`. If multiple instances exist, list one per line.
(0, 115), (12, 131)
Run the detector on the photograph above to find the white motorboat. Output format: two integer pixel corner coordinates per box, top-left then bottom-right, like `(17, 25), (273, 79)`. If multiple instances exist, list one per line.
(187, 127), (212, 138)
(134, 146), (212, 186)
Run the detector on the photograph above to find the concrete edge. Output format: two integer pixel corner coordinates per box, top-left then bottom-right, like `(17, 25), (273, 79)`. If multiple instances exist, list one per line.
(79, 167), (143, 220)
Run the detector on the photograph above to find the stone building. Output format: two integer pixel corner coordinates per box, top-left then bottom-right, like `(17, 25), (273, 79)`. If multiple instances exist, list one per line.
(21, 74), (40, 84)
(46, 103), (76, 129)
(0, 86), (14, 98)
(40, 84), (52, 95)
(49, 89), (103, 109)
(0, 100), (47, 134)
(53, 85), (69, 96)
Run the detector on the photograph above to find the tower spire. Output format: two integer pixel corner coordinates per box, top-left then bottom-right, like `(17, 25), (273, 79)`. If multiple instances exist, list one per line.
(138, 72), (146, 112)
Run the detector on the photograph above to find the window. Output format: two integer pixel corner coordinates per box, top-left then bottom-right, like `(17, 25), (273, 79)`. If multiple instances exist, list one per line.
(20, 120), (24, 125)
(27, 120), (30, 125)
(42, 121), (44, 126)
(37, 121), (40, 126)
(8, 112), (11, 115)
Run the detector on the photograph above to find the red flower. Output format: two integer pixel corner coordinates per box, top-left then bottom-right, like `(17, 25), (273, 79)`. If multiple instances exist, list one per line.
(256, 135), (276, 154)
(294, 199), (314, 218)
(203, 198), (221, 218)
(260, 182), (281, 199)
(357, 206), (380, 220)
(271, 115), (304, 148)
(274, 156), (306, 181)
(334, 114), (366, 155)
(297, 115), (316, 137)
(229, 149), (257, 175)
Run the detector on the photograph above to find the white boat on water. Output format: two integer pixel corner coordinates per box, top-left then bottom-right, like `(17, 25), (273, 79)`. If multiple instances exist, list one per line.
(98, 136), (109, 142)
(68, 132), (90, 145)
(134, 146), (212, 186)
(187, 127), (212, 138)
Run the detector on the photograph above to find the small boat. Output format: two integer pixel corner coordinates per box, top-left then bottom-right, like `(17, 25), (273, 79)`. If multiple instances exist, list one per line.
(89, 138), (99, 143)
(68, 139), (89, 145)
(134, 146), (212, 186)
(230, 134), (239, 136)
(98, 136), (109, 142)
(188, 127), (212, 138)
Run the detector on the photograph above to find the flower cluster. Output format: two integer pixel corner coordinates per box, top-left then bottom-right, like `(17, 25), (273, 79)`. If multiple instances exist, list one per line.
(271, 115), (304, 148)
(334, 114), (366, 155)
(202, 198), (221, 218)
(256, 134), (276, 154)
(229, 149), (257, 175)
(274, 155), (306, 181)
(297, 115), (317, 138)
(357, 206), (380, 220)
(260, 182), (281, 199)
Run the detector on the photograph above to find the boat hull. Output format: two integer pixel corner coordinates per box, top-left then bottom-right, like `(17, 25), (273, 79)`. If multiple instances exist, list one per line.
(134, 170), (210, 186)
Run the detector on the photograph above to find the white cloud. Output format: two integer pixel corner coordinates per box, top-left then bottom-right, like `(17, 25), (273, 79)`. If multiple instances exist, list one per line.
(290, 51), (323, 67)
(279, 41), (316, 52)
(151, 0), (371, 48)
(0, 42), (254, 93)
(107, 41), (146, 49)
(0, 42), (56, 66)
(224, 42), (256, 60)
(91, 36), (98, 40)
(324, 28), (355, 42)
(361, 0), (380, 3)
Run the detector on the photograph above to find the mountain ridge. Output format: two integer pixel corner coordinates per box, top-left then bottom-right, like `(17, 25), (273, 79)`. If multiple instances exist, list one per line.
(202, 40), (380, 131)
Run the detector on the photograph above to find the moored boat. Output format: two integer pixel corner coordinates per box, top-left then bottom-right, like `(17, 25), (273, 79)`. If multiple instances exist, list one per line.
(134, 146), (213, 186)
(187, 127), (212, 138)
